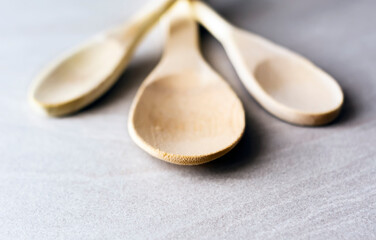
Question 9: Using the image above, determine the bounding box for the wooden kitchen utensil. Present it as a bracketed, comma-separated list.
[128, 0, 245, 165]
[192, 1, 344, 126]
[29, 0, 177, 116]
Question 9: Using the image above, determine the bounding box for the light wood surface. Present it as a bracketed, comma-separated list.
[29, 0, 177, 116]
[192, 1, 344, 126]
[128, 0, 245, 165]
[1, 0, 375, 239]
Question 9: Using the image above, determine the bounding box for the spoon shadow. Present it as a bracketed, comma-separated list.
[148, 110, 265, 177]
[198, 112, 263, 174]
[324, 71, 357, 127]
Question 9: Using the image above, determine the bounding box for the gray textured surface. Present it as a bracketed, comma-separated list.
[1, 0, 376, 239]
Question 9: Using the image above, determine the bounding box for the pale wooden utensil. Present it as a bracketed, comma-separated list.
[192, 1, 344, 126]
[29, 0, 177, 117]
[128, 0, 245, 165]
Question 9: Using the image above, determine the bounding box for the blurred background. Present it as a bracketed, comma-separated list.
[1, 0, 375, 239]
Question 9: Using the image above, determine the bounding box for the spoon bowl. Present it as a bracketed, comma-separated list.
[128, 1, 245, 165]
[254, 56, 343, 113]
[32, 39, 125, 115]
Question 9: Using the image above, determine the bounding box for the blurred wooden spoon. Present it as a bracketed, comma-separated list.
[128, 0, 245, 165]
[29, 0, 177, 116]
[192, 1, 344, 126]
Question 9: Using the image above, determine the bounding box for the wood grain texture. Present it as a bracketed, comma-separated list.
[0, 0, 375, 239]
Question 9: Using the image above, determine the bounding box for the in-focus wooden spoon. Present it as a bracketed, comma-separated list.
[192, 1, 344, 126]
[29, 0, 177, 117]
[128, 0, 245, 165]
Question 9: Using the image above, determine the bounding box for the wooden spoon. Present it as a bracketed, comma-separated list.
[128, 0, 245, 165]
[29, 0, 177, 116]
[192, 1, 344, 126]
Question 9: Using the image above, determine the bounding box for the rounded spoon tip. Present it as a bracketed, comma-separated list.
[128, 117, 245, 165]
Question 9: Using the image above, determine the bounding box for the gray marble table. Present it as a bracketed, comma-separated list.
[1, 0, 375, 239]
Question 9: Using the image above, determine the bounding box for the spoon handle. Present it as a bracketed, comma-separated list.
[160, 0, 201, 65]
[109, 0, 178, 43]
[191, 1, 234, 43]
